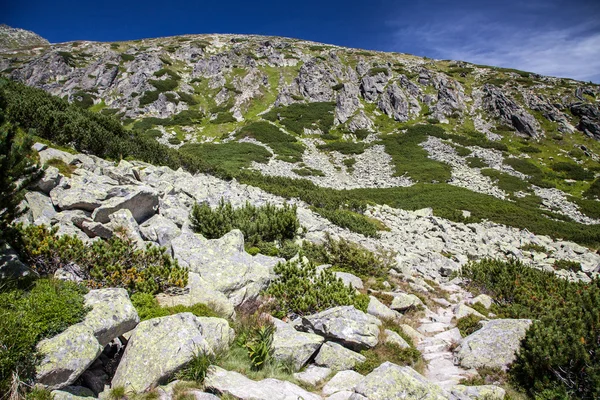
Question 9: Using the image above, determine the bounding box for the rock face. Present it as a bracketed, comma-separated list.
[483, 84, 542, 138]
[91, 186, 159, 223]
[111, 313, 211, 392]
[351, 362, 449, 400]
[455, 318, 532, 370]
[36, 324, 103, 390]
[301, 306, 381, 350]
[0, 24, 49, 51]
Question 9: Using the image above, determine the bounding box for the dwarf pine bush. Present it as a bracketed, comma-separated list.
[189, 199, 299, 247]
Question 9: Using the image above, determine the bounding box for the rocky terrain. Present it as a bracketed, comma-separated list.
[2, 26, 600, 399]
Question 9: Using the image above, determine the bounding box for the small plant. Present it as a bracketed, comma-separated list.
[520, 243, 549, 253]
[456, 314, 483, 337]
[245, 325, 275, 370]
[553, 259, 581, 272]
[109, 386, 127, 400]
[176, 349, 213, 383]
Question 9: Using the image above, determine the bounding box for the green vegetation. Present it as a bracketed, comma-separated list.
[317, 141, 365, 155]
[180, 142, 270, 178]
[237, 122, 304, 163]
[130, 292, 220, 321]
[120, 53, 134, 62]
[292, 167, 325, 177]
[44, 157, 76, 177]
[461, 258, 600, 398]
[356, 343, 422, 375]
[368, 67, 389, 76]
[520, 243, 549, 253]
[466, 156, 487, 168]
[264, 102, 336, 135]
[456, 314, 483, 337]
[312, 207, 382, 238]
[553, 259, 581, 272]
[16, 225, 187, 294]
[481, 168, 531, 194]
[504, 158, 542, 177]
[302, 233, 395, 278]
[551, 161, 594, 181]
[0, 279, 88, 395]
[210, 112, 236, 124]
[133, 110, 204, 130]
[189, 199, 299, 248]
[265, 259, 368, 318]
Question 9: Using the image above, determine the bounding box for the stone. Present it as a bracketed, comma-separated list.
[0, 242, 36, 280]
[51, 386, 95, 400]
[107, 209, 145, 247]
[25, 191, 56, 225]
[171, 230, 280, 307]
[82, 288, 139, 346]
[367, 296, 400, 321]
[456, 319, 532, 370]
[389, 293, 424, 312]
[482, 84, 541, 138]
[322, 370, 364, 396]
[314, 341, 366, 371]
[156, 272, 235, 318]
[334, 271, 364, 289]
[270, 317, 324, 370]
[293, 365, 332, 386]
[38, 148, 75, 165]
[400, 324, 425, 345]
[327, 391, 354, 400]
[455, 303, 487, 320]
[36, 324, 103, 390]
[471, 294, 493, 309]
[383, 329, 411, 349]
[351, 362, 449, 400]
[196, 316, 235, 352]
[204, 366, 321, 400]
[33, 166, 62, 194]
[92, 186, 159, 224]
[302, 306, 381, 350]
[111, 313, 211, 393]
[139, 214, 182, 247]
[186, 391, 221, 400]
[451, 385, 506, 400]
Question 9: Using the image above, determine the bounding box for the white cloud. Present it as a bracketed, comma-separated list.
[393, 19, 600, 82]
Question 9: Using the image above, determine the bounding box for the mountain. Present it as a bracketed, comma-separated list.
[0, 24, 49, 51]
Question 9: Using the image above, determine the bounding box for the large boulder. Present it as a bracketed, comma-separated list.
[32, 165, 62, 195]
[139, 214, 182, 247]
[111, 313, 211, 393]
[293, 365, 331, 386]
[82, 288, 139, 346]
[51, 386, 95, 400]
[301, 306, 381, 350]
[204, 366, 321, 400]
[314, 341, 366, 371]
[0, 242, 36, 280]
[367, 296, 400, 321]
[455, 319, 532, 370]
[322, 370, 364, 396]
[389, 293, 424, 312]
[334, 271, 364, 290]
[270, 317, 324, 370]
[49, 173, 117, 212]
[92, 186, 159, 224]
[36, 324, 103, 390]
[24, 191, 56, 225]
[171, 230, 281, 307]
[351, 362, 449, 400]
[196, 316, 235, 352]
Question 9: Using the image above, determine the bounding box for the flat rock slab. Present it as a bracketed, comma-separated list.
[92, 186, 158, 223]
[322, 370, 364, 396]
[82, 288, 139, 346]
[271, 317, 324, 370]
[315, 341, 366, 371]
[293, 365, 332, 386]
[456, 318, 532, 370]
[204, 366, 321, 400]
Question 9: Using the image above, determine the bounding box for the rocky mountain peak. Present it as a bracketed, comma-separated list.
[0, 24, 50, 51]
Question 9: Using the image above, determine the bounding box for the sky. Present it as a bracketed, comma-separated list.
[4, 0, 600, 82]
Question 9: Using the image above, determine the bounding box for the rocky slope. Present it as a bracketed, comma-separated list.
[0, 24, 49, 52]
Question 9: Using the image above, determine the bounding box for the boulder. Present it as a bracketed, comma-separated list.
[156, 272, 235, 318]
[139, 214, 182, 247]
[38, 148, 75, 165]
[383, 329, 411, 349]
[314, 341, 366, 371]
[196, 316, 235, 352]
[455, 319, 532, 370]
[36, 324, 103, 390]
[293, 365, 332, 386]
[49, 174, 115, 212]
[451, 384, 506, 400]
[327, 392, 354, 400]
[367, 296, 400, 321]
[389, 293, 424, 312]
[82, 288, 140, 346]
[270, 317, 325, 370]
[51, 386, 95, 400]
[0, 242, 36, 280]
[25, 191, 56, 225]
[334, 271, 364, 290]
[471, 294, 493, 309]
[111, 313, 211, 393]
[107, 209, 145, 247]
[351, 362, 449, 400]
[455, 304, 487, 320]
[322, 370, 364, 396]
[400, 324, 425, 345]
[301, 306, 381, 350]
[171, 231, 280, 307]
[33, 166, 62, 194]
[92, 186, 159, 224]
[204, 366, 321, 400]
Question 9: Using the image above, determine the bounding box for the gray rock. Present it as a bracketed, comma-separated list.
[204, 366, 321, 400]
[196, 316, 235, 352]
[36, 324, 103, 390]
[111, 313, 211, 393]
[107, 209, 145, 247]
[271, 317, 324, 370]
[389, 293, 423, 312]
[451, 384, 506, 400]
[0, 242, 36, 280]
[351, 362, 449, 399]
[378, 83, 409, 122]
[25, 191, 56, 225]
[82, 288, 140, 346]
[360, 73, 388, 102]
[334, 271, 364, 289]
[322, 370, 364, 396]
[92, 186, 159, 224]
[327, 391, 354, 400]
[302, 306, 381, 350]
[33, 166, 62, 194]
[314, 341, 366, 371]
[456, 319, 532, 370]
[139, 214, 182, 247]
[293, 365, 332, 386]
[483, 84, 542, 138]
[51, 386, 95, 400]
[383, 329, 411, 349]
[335, 83, 361, 124]
[367, 296, 400, 321]
[471, 294, 493, 309]
[38, 148, 75, 165]
[171, 230, 280, 307]
[455, 304, 487, 320]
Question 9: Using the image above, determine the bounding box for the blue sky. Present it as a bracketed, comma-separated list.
[4, 0, 600, 82]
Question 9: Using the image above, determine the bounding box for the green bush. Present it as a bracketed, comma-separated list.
[456, 314, 483, 337]
[120, 53, 134, 62]
[466, 156, 487, 168]
[237, 122, 304, 163]
[553, 259, 581, 272]
[551, 162, 594, 181]
[149, 77, 179, 92]
[461, 258, 600, 398]
[189, 199, 299, 247]
[583, 178, 600, 200]
[355, 343, 422, 375]
[0, 279, 88, 394]
[180, 142, 271, 178]
[520, 145, 541, 154]
[245, 324, 275, 370]
[481, 168, 531, 194]
[130, 292, 220, 320]
[15, 225, 187, 294]
[139, 90, 160, 106]
[264, 102, 336, 135]
[265, 259, 368, 318]
[292, 167, 325, 177]
[210, 112, 236, 124]
[312, 207, 381, 238]
[368, 67, 389, 76]
[176, 349, 213, 383]
[302, 233, 395, 278]
[317, 141, 365, 155]
[504, 158, 542, 177]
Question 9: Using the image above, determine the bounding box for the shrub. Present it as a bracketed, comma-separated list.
[553, 259, 581, 272]
[461, 258, 600, 398]
[312, 207, 381, 238]
[210, 112, 236, 124]
[520, 243, 549, 253]
[245, 325, 275, 370]
[189, 199, 299, 247]
[265, 259, 368, 318]
[583, 178, 600, 200]
[0, 117, 42, 243]
[149, 78, 178, 92]
[179, 142, 271, 178]
[456, 314, 483, 337]
[481, 168, 530, 194]
[0, 279, 88, 394]
[176, 349, 213, 383]
[139, 90, 160, 106]
[264, 102, 336, 135]
[120, 53, 134, 62]
[302, 233, 395, 278]
[317, 141, 365, 155]
[551, 162, 594, 181]
[237, 122, 304, 163]
[504, 158, 542, 176]
[44, 157, 76, 177]
[521, 145, 541, 153]
[292, 167, 325, 177]
[466, 156, 487, 168]
[368, 67, 389, 76]
[15, 225, 187, 294]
